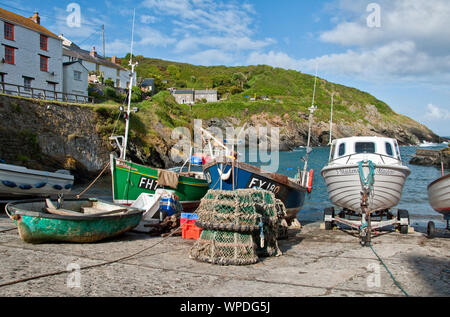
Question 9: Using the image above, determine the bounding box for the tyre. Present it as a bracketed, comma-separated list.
[400, 225, 409, 235]
[427, 221, 435, 239]
[325, 221, 333, 231]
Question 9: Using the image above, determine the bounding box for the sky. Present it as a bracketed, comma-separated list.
[1, 0, 449, 137]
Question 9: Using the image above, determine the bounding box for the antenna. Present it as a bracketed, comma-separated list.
[329, 92, 334, 146]
[102, 24, 105, 58]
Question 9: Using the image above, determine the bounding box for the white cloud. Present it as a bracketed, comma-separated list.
[300, 0, 450, 82]
[247, 51, 302, 70]
[186, 49, 234, 66]
[140, 15, 157, 24]
[425, 104, 450, 121]
[136, 26, 176, 48]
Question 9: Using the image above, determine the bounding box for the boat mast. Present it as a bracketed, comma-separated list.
[328, 92, 334, 146]
[301, 65, 318, 186]
[122, 10, 137, 160]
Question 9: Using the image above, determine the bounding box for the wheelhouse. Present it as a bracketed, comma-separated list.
[328, 137, 402, 164]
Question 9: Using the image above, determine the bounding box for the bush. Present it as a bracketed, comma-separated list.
[103, 87, 117, 99]
[131, 86, 143, 103]
[105, 79, 115, 87]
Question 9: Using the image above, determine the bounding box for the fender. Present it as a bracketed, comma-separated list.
[307, 169, 314, 193]
[217, 165, 232, 181]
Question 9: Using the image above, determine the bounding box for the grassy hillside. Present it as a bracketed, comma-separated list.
[118, 55, 395, 125]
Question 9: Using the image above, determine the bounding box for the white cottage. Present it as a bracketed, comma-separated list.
[0, 9, 63, 96]
[63, 60, 88, 100]
[60, 35, 134, 90]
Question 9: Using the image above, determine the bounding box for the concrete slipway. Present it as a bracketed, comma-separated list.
[0, 213, 449, 297]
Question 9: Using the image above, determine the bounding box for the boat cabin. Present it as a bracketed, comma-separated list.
[328, 137, 402, 164]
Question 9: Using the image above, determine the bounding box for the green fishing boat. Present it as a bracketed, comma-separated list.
[5, 198, 143, 244]
[110, 155, 209, 211]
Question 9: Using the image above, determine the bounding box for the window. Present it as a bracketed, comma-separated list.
[385, 142, 394, 157]
[74, 70, 81, 81]
[4, 23, 14, 40]
[23, 77, 32, 92]
[338, 143, 346, 157]
[4, 46, 15, 64]
[40, 35, 48, 51]
[355, 142, 376, 154]
[40, 55, 48, 72]
[117, 69, 120, 77]
[116, 79, 120, 87]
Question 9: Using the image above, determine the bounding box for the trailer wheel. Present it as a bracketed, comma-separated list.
[400, 225, 409, 235]
[427, 221, 435, 239]
[324, 207, 335, 230]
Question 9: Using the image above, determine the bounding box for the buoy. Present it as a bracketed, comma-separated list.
[53, 185, 63, 190]
[307, 169, 314, 193]
[19, 184, 33, 190]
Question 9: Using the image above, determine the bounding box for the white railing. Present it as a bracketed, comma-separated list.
[0, 82, 93, 104]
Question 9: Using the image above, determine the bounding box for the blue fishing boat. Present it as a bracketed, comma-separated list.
[203, 159, 311, 222]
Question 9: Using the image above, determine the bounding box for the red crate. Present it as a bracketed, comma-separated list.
[182, 223, 203, 240]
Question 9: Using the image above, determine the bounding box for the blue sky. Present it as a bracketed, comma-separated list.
[2, 0, 449, 136]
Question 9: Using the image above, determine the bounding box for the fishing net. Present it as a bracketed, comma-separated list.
[190, 189, 287, 266]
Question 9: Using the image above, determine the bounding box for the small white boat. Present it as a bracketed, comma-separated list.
[428, 174, 450, 217]
[321, 137, 411, 245]
[426, 174, 450, 238]
[0, 163, 74, 198]
[322, 137, 411, 213]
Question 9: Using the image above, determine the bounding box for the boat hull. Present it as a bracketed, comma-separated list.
[427, 174, 450, 218]
[6, 199, 143, 244]
[110, 156, 209, 212]
[203, 160, 307, 220]
[321, 164, 410, 214]
[0, 163, 74, 197]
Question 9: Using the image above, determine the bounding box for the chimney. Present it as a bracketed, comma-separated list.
[90, 47, 97, 58]
[111, 56, 117, 64]
[30, 12, 40, 25]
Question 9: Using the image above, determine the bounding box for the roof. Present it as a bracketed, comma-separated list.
[173, 90, 194, 95]
[63, 45, 128, 72]
[0, 8, 59, 39]
[141, 78, 155, 87]
[63, 60, 89, 72]
[196, 90, 217, 94]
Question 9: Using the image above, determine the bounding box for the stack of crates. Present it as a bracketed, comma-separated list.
[181, 213, 203, 240]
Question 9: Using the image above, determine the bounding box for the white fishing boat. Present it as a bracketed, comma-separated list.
[426, 174, 450, 238]
[0, 162, 74, 198]
[321, 136, 411, 245]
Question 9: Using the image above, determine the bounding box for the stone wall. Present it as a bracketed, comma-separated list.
[0, 94, 110, 181]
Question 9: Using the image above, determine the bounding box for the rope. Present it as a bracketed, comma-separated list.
[76, 162, 111, 199]
[0, 227, 16, 234]
[0, 217, 192, 289]
[358, 160, 376, 190]
[368, 243, 409, 297]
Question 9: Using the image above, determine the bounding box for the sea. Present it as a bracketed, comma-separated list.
[71, 143, 449, 229]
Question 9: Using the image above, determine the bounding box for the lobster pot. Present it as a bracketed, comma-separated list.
[190, 230, 258, 266]
[190, 189, 285, 266]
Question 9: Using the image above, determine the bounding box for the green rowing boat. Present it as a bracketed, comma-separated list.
[5, 198, 144, 244]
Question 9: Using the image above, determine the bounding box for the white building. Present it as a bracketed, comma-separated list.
[63, 60, 88, 100]
[0, 9, 63, 96]
[60, 36, 134, 90]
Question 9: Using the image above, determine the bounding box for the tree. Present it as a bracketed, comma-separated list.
[232, 72, 247, 89]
